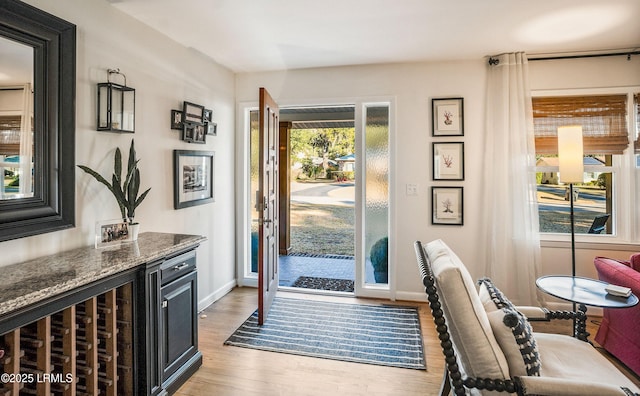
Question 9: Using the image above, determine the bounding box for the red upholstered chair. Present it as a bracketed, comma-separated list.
[594, 254, 640, 376]
[631, 254, 640, 271]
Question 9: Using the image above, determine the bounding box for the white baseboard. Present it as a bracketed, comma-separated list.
[395, 291, 428, 302]
[198, 278, 237, 313]
[240, 277, 258, 288]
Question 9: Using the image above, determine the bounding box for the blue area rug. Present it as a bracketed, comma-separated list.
[224, 297, 426, 370]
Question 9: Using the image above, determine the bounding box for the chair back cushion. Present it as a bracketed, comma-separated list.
[424, 239, 509, 379]
[478, 278, 541, 377]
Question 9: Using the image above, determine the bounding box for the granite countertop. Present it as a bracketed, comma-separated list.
[0, 232, 206, 317]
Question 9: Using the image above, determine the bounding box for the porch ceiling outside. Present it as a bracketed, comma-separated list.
[280, 106, 355, 129]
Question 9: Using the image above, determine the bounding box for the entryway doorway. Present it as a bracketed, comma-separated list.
[238, 98, 394, 300]
[278, 106, 356, 294]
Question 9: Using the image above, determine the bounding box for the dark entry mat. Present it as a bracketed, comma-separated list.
[290, 276, 355, 292]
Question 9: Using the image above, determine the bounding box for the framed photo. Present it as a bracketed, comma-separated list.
[204, 108, 213, 123]
[433, 142, 464, 180]
[95, 219, 132, 248]
[183, 101, 205, 125]
[182, 122, 206, 144]
[192, 124, 206, 143]
[432, 97, 464, 136]
[206, 122, 217, 136]
[174, 150, 215, 209]
[170, 109, 183, 130]
[182, 122, 194, 142]
[432, 187, 463, 225]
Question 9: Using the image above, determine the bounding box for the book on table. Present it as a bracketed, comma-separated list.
[605, 284, 632, 298]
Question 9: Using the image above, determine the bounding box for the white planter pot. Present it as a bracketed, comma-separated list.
[129, 223, 140, 241]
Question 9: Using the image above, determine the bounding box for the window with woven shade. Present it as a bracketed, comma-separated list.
[533, 94, 629, 155]
[0, 116, 21, 156]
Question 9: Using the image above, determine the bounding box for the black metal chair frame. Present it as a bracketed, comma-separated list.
[587, 213, 610, 234]
[413, 241, 589, 396]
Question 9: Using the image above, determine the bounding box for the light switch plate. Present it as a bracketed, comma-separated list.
[406, 183, 418, 196]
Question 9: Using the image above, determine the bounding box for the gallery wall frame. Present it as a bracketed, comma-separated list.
[171, 109, 183, 130]
[433, 142, 464, 181]
[432, 97, 464, 136]
[432, 187, 463, 225]
[171, 102, 216, 140]
[182, 122, 206, 144]
[206, 122, 217, 136]
[204, 108, 213, 123]
[173, 150, 215, 209]
[183, 101, 205, 125]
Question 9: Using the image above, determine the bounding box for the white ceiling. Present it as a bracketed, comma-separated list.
[0, 35, 33, 86]
[110, 0, 640, 73]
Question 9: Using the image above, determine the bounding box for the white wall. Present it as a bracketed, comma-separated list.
[2, 0, 638, 307]
[236, 61, 489, 300]
[236, 56, 640, 301]
[529, 56, 640, 91]
[530, 56, 640, 282]
[0, 90, 23, 112]
[0, 0, 237, 310]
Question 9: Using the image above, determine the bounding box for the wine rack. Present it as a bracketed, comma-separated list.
[0, 283, 134, 396]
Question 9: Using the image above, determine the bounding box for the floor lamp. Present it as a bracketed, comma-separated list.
[557, 125, 583, 318]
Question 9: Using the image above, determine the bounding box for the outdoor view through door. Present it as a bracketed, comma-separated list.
[281, 106, 357, 293]
[249, 102, 390, 295]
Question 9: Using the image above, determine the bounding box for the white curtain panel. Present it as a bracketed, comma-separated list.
[481, 52, 541, 306]
[19, 82, 33, 196]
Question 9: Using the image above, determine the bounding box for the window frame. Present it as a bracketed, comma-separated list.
[532, 87, 639, 245]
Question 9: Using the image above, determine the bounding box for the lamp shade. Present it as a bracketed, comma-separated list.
[558, 125, 583, 184]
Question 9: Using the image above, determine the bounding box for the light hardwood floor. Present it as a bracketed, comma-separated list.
[175, 286, 639, 396]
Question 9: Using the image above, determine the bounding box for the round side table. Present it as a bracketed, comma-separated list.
[536, 275, 638, 341]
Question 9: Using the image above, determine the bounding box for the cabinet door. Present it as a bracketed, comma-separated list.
[160, 270, 198, 381]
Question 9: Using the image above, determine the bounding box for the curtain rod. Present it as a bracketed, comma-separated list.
[528, 50, 639, 62]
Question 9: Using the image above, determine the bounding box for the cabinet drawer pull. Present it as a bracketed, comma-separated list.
[173, 263, 189, 271]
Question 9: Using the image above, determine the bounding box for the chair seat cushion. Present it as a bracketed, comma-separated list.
[535, 333, 640, 392]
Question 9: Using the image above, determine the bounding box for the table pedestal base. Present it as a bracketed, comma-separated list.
[574, 303, 590, 342]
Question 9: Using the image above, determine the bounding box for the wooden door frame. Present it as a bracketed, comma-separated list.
[278, 121, 292, 255]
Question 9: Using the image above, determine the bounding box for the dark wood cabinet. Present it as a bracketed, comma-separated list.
[145, 249, 201, 395]
[158, 251, 200, 393]
[0, 233, 205, 396]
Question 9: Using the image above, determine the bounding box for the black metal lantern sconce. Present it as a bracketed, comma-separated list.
[97, 68, 135, 133]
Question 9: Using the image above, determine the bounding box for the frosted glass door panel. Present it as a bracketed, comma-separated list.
[250, 110, 259, 273]
[364, 105, 389, 286]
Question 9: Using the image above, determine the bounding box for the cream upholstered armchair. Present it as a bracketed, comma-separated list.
[414, 239, 640, 396]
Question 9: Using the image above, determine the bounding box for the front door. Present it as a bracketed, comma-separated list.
[258, 87, 280, 324]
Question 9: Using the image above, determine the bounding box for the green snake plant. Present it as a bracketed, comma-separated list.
[78, 139, 151, 224]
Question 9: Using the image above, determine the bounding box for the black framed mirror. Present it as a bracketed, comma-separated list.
[0, 0, 76, 242]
